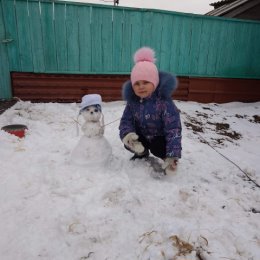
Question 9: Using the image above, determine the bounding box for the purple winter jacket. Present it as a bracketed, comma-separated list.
[119, 71, 182, 158]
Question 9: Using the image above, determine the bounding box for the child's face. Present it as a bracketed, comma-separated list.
[133, 80, 155, 98]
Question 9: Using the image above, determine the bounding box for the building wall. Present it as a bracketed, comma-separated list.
[234, 4, 260, 20]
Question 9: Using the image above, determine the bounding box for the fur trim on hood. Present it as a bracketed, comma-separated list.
[122, 71, 178, 102]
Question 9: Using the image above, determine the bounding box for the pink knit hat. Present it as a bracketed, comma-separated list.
[130, 47, 159, 88]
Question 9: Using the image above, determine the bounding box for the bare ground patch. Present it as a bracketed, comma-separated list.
[183, 111, 242, 145]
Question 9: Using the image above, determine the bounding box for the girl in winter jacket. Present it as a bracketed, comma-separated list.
[119, 47, 182, 174]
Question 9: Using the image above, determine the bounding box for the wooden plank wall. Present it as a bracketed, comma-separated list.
[11, 72, 260, 103]
[11, 72, 189, 102]
[188, 77, 260, 103]
[11, 73, 127, 102]
[1, 0, 260, 100]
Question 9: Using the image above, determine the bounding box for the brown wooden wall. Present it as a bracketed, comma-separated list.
[188, 77, 260, 103]
[11, 72, 260, 103]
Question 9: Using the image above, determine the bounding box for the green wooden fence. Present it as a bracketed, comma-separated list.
[1, 0, 260, 99]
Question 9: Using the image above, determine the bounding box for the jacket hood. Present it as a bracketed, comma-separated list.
[122, 71, 178, 102]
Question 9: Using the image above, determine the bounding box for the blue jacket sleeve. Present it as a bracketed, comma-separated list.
[162, 100, 182, 158]
[119, 103, 136, 140]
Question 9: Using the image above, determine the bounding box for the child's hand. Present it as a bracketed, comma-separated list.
[122, 132, 145, 154]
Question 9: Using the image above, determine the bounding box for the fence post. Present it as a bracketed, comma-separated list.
[0, 0, 12, 100]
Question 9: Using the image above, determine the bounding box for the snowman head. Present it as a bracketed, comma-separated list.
[79, 94, 103, 123]
[80, 104, 102, 123]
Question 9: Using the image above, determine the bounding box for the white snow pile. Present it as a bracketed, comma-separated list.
[0, 100, 259, 260]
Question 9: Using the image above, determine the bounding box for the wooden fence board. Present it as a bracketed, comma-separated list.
[205, 19, 220, 76]
[150, 12, 163, 64]
[78, 6, 92, 71]
[141, 11, 153, 46]
[197, 18, 212, 76]
[15, 2, 34, 71]
[54, 4, 68, 71]
[178, 16, 192, 74]
[0, 1, 11, 98]
[112, 9, 123, 72]
[169, 15, 182, 73]
[159, 14, 174, 71]
[102, 8, 113, 72]
[189, 17, 202, 75]
[249, 24, 260, 75]
[40, 2, 57, 71]
[121, 10, 132, 71]
[91, 7, 103, 72]
[129, 11, 142, 57]
[66, 4, 80, 71]
[2, 0, 21, 71]
[29, 1, 45, 72]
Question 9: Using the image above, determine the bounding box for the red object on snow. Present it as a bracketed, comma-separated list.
[1, 124, 28, 138]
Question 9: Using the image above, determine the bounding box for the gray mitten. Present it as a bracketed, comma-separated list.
[122, 132, 145, 154]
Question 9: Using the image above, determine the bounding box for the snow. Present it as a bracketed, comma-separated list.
[71, 135, 112, 166]
[0, 100, 259, 260]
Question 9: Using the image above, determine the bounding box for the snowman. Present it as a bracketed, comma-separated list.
[71, 94, 112, 166]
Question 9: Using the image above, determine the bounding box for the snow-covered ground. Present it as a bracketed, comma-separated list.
[0, 100, 259, 260]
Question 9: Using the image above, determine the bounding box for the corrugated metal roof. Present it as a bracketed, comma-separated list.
[206, 0, 249, 16]
[210, 0, 237, 8]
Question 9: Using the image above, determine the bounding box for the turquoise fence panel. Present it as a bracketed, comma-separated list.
[141, 11, 153, 46]
[0, 43, 11, 99]
[150, 12, 163, 65]
[178, 16, 193, 75]
[129, 10, 142, 60]
[216, 20, 236, 76]
[249, 24, 260, 76]
[15, 1, 34, 71]
[2, 0, 21, 71]
[91, 6, 103, 72]
[157, 13, 174, 71]
[233, 22, 252, 76]
[112, 9, 124, 72]
[102, 8, 113, 72]
[78, 6, 92, 72]
[66, 4, 79, 71]
[225, 22, 245, 77]
[169, 15, 184, 73]
[54, 3, 68, 71]
[204, 19, 221, 76]
[120, 11, 133, 73]
[40, 2, 57, 71]
[189, 17, 203, 75]
[222, 21, 236, 77]
[0, 0, 11, 99]
[29, 1, 45, 72]
[197, 18, 213, 76]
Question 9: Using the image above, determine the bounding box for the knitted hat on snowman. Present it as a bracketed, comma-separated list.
[76, 94, 103, 136]
[79, 94, 102, 114]
[130, 47, 159, 89]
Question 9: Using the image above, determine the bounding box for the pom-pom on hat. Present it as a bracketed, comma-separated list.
[80, 94, 102, 113]
[131, 47, 159, 89]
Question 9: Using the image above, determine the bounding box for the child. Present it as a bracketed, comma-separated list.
[119, 47, 182, 174]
